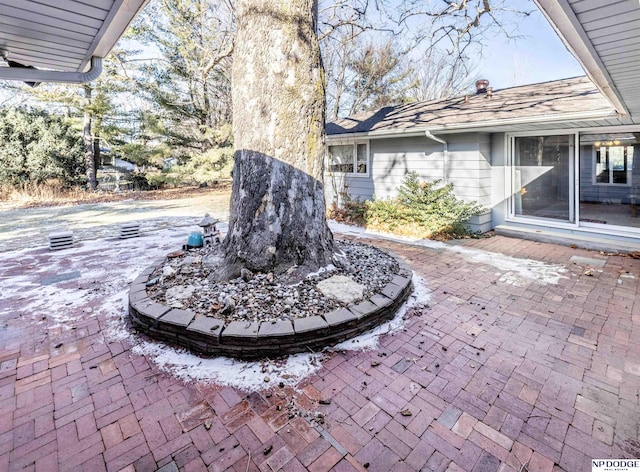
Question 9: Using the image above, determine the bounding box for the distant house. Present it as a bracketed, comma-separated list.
[325, 76, 640, 249]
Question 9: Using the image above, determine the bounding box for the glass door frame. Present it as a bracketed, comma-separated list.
[507, 130, 579, 228]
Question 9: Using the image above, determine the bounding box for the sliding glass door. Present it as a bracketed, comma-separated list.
[512, 135, 574, 222]
[579, 133, 640, 228]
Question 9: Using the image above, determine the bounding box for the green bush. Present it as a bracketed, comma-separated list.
[0, 107, 84, 187]
[145, 172, 181, 189]
[329, 172, 485, 239]
[153, 146, 233, 187]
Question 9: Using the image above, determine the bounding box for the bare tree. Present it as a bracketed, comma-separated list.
[406, 49, 479, 102]
[320, 0, 532, 118]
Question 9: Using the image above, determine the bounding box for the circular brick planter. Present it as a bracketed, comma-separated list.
[128, 256, 413, 359]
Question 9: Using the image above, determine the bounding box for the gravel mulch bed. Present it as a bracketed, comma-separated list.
[145, 240, 399, 323]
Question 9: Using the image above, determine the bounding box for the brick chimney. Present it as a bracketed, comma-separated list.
[475, 79, 489, 94]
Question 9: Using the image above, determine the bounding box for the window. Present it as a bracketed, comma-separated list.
[594, 144, 633, 185]
[328, 142, 368, 174]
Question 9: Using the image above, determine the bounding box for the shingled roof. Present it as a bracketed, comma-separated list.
[326, 76, 617, 136]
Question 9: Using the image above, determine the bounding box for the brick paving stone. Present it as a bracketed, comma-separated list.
[471, 452, 501, 472]
[4, 234, 640, 471]
[298, 437, 332, 467]
[308, 446, 344, 472]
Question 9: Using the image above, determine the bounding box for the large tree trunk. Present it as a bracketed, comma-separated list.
[83, 85, 98, 191]
[216, 0, 334, 280]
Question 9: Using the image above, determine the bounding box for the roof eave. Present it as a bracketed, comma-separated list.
[0, 0, 148, 83]
[534, 0, 629, 116]
[83, 0, 150, 71]
[326, 109, 620, 140]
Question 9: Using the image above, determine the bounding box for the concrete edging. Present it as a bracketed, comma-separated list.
[128, 257, 413, 359]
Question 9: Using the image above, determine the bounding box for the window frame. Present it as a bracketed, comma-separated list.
[326, 141, 370, 177]
[592, 144, 633, 187]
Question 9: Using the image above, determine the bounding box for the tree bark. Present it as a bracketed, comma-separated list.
[216, 0, 334, 280]
[83, 85, 98, 191]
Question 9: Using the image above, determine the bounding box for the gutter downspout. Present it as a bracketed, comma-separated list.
[0, 56, 103, 84]
[425, 131, 448, 183]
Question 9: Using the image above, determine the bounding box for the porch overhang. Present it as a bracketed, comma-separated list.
[535, 0, 640, 121]
[0, 0, 149, 84]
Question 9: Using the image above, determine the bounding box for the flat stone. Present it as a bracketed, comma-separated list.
[390, 274, 412, 290]
[132, 274, 149, 285]
[569, 255, 606, 267]
[370, 293, 392, 309]
[349, 300, 379, 319]
[187, 317, 224, 340]
[160, 308, 196, 327]
[381, 282, 403, 300]
[315, 275, 365, 304]
[397, 259, 413, 276]
[323, 308, 358, 328]
[293, 316, 329, 334]
[129, 283, 147, 294]
[129, 290, 149, 304]
[132, 300, 171, 321]
[156, 462, 179, 472]
[40, 271, 81, 285]
[221, 321, 259, 340]
[141, 266, 156, 276]
[165, 284, 195, 300]
[258, 320, 294, 338]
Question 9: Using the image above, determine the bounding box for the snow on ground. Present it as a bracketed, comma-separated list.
[328, 220, 568, 286]
[1, 217, 563, 392]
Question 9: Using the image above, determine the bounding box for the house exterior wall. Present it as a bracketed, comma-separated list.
[325, 133, 489, 203]
[326, 123, 640, 248]
[325, 133, 494, 232]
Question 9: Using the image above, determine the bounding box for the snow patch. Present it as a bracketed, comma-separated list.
[332, 272, 431, 352]
[328, 220, 567, 286]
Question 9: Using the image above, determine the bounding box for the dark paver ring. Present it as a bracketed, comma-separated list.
[128, 256, 413, 359]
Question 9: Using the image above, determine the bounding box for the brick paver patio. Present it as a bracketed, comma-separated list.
[1, 230, 639, 471]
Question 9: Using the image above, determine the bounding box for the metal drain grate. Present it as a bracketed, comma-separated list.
[119, 222, 140, 239]
[48, 231, 74, 250]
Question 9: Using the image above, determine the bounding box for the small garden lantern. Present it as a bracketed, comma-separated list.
[199, 213, 219, 245]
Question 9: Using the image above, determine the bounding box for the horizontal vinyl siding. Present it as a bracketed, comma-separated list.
[325, 133, 490, 206]
[371, 136, 442, 199]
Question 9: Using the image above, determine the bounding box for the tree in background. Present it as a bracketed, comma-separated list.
[324, 37, 415, 119]
[19, 53, 134, 190]
[320, 0, 530, 118]
[129, 0, 234, 159]
[407, 48, 478, 102]
[0, 107, 84, 187]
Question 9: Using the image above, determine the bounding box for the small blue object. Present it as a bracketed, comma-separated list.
[186, 232, 204, 248]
